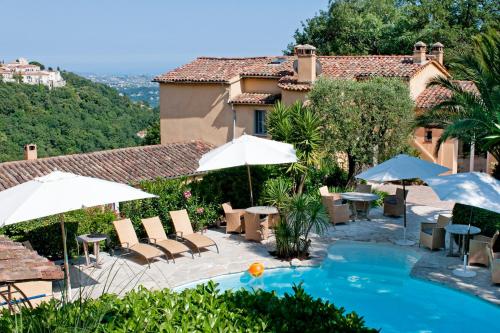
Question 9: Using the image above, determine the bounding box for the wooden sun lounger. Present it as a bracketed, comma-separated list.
[113, 218, 165, 267]
[141, 216, 194, 262]
[169, 209, 219, 256]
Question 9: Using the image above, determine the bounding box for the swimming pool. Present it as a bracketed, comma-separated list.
[178, 242, 500, 333]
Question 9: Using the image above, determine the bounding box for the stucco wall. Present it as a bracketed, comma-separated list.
[412, 127, 458, 173]
[159, 82, 233, 146]
[241, 78, 281, 94]
[409, 63, 446, 99]
[281, 90, 307, 105]
[233, 105, 272, 137]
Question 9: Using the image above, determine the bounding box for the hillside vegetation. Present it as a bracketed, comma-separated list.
[0, 72, 158, 162]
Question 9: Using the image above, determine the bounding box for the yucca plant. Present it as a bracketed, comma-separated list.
[274, 194, 329, 259]
[267, 101, 324, 194]
[416, 29, 500, 165]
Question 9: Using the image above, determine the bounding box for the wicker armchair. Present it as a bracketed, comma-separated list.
[267, 213, 280, 229]
[469, 235, 492, 266]
[489, 231, 500, 284]
[383, 188, 408, 217]
[319, 186, 349, 226]
[419, 214, 450, 250]
[470, 231, 500, 284]
[222, 202, 245, 234]
[244, 212, 269, 242]
[354, 184, 372, 213]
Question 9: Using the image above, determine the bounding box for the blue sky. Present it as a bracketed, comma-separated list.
[1, 0, 328, 75]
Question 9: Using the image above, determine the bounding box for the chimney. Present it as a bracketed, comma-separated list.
[431, 42, 444, 65]
[24, 143, 37, 160]
[294, 44, 317, 83]
[413, 41, 427, 64]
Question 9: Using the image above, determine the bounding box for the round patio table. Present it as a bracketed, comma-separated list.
[77, 233, 109, 269]
[340, 192, 379, 221]
[445, 224, 481, 257]
[245, 206, 278, 215]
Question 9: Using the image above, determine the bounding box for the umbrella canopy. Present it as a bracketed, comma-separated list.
[197, 134, 297, 172]
[356, 154, 449, 246]
[197, 134, 297, 205]
[0, 170, 156, 299]
[0, 170, 156, 226]
[424, 172, 500, 277]
[356, 154, 449, 182]
[424, 172, 500, 214]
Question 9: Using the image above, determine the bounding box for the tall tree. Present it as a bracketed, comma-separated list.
[287, 0, 499, 62]
[308, 77, 415, 181]
[416, 29, 500, 169]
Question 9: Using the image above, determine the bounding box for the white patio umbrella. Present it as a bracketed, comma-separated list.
[0, 171, 156, 299]
[197, 134, 297, 205]
[425, 172, 500, 277]
[356, 154, 449, 246]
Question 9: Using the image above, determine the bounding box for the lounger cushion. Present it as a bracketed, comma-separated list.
[421, 228, 434, 236]
[157, 239, 190, 255]
[130, 243, 163, 260]
[184, 233, 215, 248]
[385, 197, 397, 204]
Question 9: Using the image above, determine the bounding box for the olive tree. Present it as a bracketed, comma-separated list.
[308, 77, 415, 181]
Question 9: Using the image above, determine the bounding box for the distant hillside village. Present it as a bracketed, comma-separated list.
[0, 58, 65, 88]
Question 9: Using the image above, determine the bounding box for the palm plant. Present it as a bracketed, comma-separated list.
[267, 101, 324, 193]
[275, 194, 329, 259]
[416, 29, 500, 164]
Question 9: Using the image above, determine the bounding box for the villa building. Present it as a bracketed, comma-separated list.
[0, 58, 65, 88]
[154, 42, 489, 174]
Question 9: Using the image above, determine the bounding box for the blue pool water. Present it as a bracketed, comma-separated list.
[178, 242, 500, 333]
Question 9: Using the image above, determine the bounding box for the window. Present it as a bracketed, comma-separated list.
[254, 110, 267, 135]
[424, 129, 433, 142]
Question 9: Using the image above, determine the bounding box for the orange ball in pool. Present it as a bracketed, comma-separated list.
[248, 262, 264, 278]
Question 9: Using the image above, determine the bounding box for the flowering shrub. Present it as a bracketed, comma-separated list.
[120, 178, 220, 238]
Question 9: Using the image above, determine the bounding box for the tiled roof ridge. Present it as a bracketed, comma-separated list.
[229, 92, 281, 105]
[197, 56, 275, 60]
[199, 55, 410, 60]
[318, 54, 409, 58]
[0, 141, 210, 167]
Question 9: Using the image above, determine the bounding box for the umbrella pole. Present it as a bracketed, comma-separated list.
[453, 207, 476, 277]
[60, 214, 72, 300]
[395, 180, 415, 246]
[403, 180, 407, 239]
[247, 165, 254, 206]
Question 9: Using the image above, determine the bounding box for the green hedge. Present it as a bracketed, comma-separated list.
[452, 203, 500, 237]
[0, 282, 377, 333]
[190, 165, 278, 209]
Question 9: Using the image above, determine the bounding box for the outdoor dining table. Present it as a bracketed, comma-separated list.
[76, 233, 109, 268]
[245, 206, 279, 215]
[445, 224, 481, 257]
[340, 192, 380, 221]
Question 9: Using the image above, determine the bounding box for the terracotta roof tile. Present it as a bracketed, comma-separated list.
[415, 80, 477, 109]
[0, 141, 213, 191]
[155, 55, 445, 85]
[277, 76, 313, 91]
[229, 93, 281, 105]
[0, 236, 63, 282]
[153, 57, 275, 83]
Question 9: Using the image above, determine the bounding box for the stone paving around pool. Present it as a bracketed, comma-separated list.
[57, 185, 499, 305]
